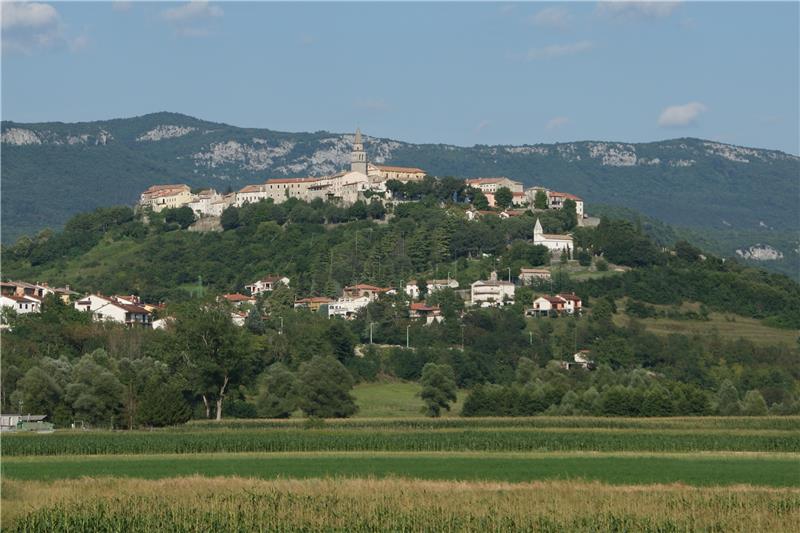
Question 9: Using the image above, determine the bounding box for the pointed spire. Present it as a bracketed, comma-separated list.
[355, 128, 362, 145]
[534, 218, 543, 235]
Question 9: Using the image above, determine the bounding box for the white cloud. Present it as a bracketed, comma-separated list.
[161, 2, 223, 38]
[161, 1, 223, 22]
[527, 40, 594, 60]
[1, 2, 59, 30]
[546, 116, 570, 130]
[1, 2, 86, 55]
[531, 7, 571, 31]
[657, 102, 707, 127]
[596, 1, 681, 20]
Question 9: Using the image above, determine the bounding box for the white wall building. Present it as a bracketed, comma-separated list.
[0, 294, 41, 315]
[74, 294, 152, 327]
[533, 218, 573, 255]
[327, 296, 371, 319]
[245, 276, 290, 295]
[139, 184, 194, 212]
[471, 272, 515, 307]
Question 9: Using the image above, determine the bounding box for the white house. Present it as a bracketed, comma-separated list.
[0, 294, 41, 315]
[560, 350, 595, 370]
[404, 278, 459, 300]
[471, 272, 515, 307]
[533, 218, 573, 255]
[528, 295, 567, 316]
[74, 294, 152, 327]
[548, 191, 584, 218]
[188, 189, 223, 216]
[558, 293, 583, 314]
[327, 296, 371, 319]
[245, 276, 290, 295]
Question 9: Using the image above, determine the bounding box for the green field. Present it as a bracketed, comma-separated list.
[352, 381, 466, 417]
[612, 300, 798, 346]
[4, 417, 798, 531]
[3, 452, 799, 487]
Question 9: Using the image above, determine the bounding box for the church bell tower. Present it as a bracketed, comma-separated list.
[350, 128, 368, 174]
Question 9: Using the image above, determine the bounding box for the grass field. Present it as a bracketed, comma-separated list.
[4, 417, 798, 531]
[612, 300, 798, 346]
[3, 452, 799, 487]
[352, 381, 466, 417]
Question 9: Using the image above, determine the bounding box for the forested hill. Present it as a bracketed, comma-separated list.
[2, 112, 798, 248]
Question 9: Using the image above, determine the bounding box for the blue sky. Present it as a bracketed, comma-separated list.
[2, 1, 798, 153]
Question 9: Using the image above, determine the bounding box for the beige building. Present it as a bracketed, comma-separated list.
[466, 177, 524, 207]
[139, 184, 194, 212]
[368, 164, 426, 183]
[470, 271, 515, 307]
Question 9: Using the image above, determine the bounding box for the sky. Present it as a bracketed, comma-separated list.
[2, 1, 798, 154]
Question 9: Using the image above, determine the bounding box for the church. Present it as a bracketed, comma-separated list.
[533, 218, 573, 255]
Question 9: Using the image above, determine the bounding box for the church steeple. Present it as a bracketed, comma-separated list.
[351, 128, 367, 174]
[534, 218, 543, 236]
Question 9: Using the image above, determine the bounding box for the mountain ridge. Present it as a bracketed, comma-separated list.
[2, 113, 798, 271]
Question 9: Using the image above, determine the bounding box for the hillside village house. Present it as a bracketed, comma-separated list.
[519, 268, 551, 284]
[74, 294, 152, 327]
[187, 189, 223, 216]
[0, 294, 41, 315]
[548, 191, 585, 218]
[527, 293, 582, 317]
[294, 296, 334, 313]
[343, 284, 393, 301]
[465, 177, 524, 207]
[222, 293, 256, 307]
[327, 296, 371, 319]
[533, 218, 573, 255]
[409, 302, 443, 325]
[561, 350, 596, 370]
[471, 271, 515, 307]
[404, 278, 459, 300]
[245, 276, 290, 295]
[139, 184, 194, 212]
[2, 280, 78, 304]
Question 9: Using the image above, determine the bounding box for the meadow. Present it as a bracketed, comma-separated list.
[3, 417, 798, 531]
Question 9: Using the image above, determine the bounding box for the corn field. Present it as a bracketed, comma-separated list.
[4, 427, 798, 456]
[4, 477, 799, 532]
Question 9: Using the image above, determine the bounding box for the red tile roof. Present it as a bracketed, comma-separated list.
[549, 191, 583, 201]
[223, 293, 254, 302]
[238, 185, 265, 193]
[410, 302, 440, 312]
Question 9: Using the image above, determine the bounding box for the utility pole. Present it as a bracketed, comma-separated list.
[279, 317, 284, 335]
[507, 267, 511, 283]
[406, 325, 410, 348]
[461, 324, 465, 350]
[369, 322, 375, 344]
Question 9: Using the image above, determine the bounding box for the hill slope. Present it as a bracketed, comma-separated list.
[2, 112, 798, 252]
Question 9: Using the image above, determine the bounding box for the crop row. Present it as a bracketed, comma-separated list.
[4, 428, 798, 456]
[185, 416, 800, 432]
[5, 478, 799, 533]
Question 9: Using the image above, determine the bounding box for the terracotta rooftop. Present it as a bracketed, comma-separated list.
[375, 165, 426, 174]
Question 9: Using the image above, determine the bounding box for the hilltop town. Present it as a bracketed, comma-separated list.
[3, 130, 594, 339]
[138, 128, 587, 228]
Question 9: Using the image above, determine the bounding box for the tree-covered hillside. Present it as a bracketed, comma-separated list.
[2, 197, 799, 424]
[3, 112, 798, 262]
